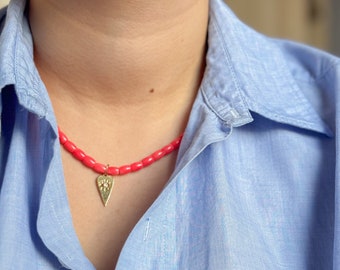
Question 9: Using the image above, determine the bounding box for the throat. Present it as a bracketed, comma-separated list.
[30, 0, 209, 106]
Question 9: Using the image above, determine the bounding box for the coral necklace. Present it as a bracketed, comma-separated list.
[58, 127, 183, 206]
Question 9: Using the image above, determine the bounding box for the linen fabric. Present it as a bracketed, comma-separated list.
[0, 0, 340, 269]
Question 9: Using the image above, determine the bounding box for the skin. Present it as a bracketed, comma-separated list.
[29, 0, 209, 269]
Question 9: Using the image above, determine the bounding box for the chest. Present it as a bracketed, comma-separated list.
[62, 150, 177, 270]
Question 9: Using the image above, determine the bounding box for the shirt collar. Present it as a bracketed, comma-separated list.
[204, 0, 332, 136]
[0, 0, 55, 122]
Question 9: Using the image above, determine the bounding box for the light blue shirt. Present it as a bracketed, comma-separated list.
[1, 0, 340, 269]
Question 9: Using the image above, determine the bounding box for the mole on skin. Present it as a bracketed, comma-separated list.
[149, 88, 155, 93]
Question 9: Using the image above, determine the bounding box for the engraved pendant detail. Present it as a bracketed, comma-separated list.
[96, 175, 114, 206]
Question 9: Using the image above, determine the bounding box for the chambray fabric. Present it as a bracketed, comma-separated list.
[0, 0, 340, 269]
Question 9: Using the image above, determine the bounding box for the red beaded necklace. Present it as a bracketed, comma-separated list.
[58, 127, 183, 206]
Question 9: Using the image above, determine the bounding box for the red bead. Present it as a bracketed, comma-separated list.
[64, 141, 77, 153]
[59, 132, 68, 145]
[131, 162, 143, 172]
[107, 166, 119, 175]
[152, 150, 165, 161]
[93, 163, 106, 174]
[171, 137, 182, 149]
[82, 156, 96, 168]
[72, 149, 86, 161]
[58, 126, 183, 177]
[142, 156, 155, 167]
[119, 165, 132, 175]
[162, 144, 174, 155]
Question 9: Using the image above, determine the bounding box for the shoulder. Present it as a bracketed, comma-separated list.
[272, 39, 340, 131]
[273, 39, 340, 84]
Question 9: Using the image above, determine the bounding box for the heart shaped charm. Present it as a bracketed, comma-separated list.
[96, 175, 114, 206]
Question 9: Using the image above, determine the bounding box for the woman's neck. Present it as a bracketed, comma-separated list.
[29, 0, 209, 109]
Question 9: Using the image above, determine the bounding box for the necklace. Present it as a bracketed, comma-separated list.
[58, 127, 183, 206]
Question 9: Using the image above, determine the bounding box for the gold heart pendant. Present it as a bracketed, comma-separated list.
[96, 175, 114, 206]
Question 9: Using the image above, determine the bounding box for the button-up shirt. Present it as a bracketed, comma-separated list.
[0, 0, 340, 269]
